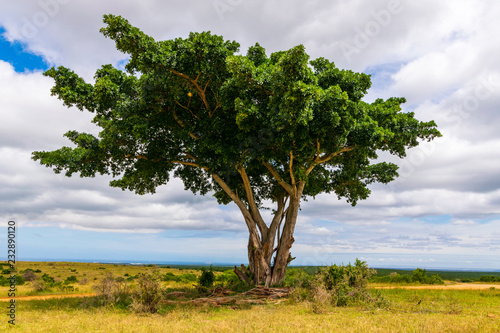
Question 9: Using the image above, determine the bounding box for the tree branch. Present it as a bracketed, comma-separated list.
[317, 146, 354, 164]
[211, 173, 260, 243]
[174, 100, 200, 120]
[238, 166, 268, 236]
[167, 68, 211, 112]
[305, 146, 354, 177]
[171, 111, 200, 140]
[268, 195, 287, 246]
[289, 151, 296, 195]
[262, 161, 294, 195]
[124, 154, 204, 170]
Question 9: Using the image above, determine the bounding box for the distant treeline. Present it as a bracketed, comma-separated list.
[154, 264, 500, 281]
[371, 268, 500, 282]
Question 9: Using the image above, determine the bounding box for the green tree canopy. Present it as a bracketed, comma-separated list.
[33, 14, 441, 286]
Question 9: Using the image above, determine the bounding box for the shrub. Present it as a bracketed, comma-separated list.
[129, 270, 163, 313]
[292, 259, 386, 310]
[216, 269, 240, 285]
[64, 275, 78, 284]
[215, 269, 251, 292]
[163, 272, 176, 281]
[93, 273, 130, 306]
[22, 270, 38, 281]
[163, 272, 198, 283]
[198, 266, 215, 289]
[315, 259, 374, 306]
[411, 269, 444, 285]
[59, 285, 76, 292]
[15, 275, 25, 285]
[479, 275, 497, 282]
[283, 268, 312, 289]
[0, 276, 10, 286]
[41, 273, 55, 284]
[1, 275, 26, 286]
[78, 277, 89, 285]
[0, 275, 26, 286]
[32, 280, 46, 292]
[179, 273, 197, 282]
[370, 268, 444, 285]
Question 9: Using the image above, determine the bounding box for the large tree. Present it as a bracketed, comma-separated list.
[33, 15, 440, 286]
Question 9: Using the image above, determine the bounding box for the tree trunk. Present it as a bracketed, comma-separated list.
[237, 192, 302, 287]
[213, 170, 304, 287]
[270, 195, 300, 286]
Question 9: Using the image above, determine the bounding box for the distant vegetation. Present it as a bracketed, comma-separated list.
[370, 268, 445, 285]
[369, 268, 500, 282]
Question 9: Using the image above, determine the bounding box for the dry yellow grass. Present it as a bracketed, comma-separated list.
[1, 302, 499, 333]
[1, 262, 499, 332]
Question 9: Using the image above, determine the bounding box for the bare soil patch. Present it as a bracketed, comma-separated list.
[0, 293, 97, 301]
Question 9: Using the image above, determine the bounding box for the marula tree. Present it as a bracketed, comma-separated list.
[33, 15, 440, 286]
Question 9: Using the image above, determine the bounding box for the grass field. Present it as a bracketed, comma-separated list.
[1, 262, 499, 332]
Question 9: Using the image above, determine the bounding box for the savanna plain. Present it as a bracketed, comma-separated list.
[1, 261, 499, 332]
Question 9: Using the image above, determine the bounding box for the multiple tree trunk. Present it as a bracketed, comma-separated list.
[212, 166, 306, 287]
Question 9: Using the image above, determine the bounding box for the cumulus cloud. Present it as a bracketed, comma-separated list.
[1, 0, 499, 267]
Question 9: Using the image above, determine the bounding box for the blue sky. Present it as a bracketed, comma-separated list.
[1, 1, 499, 271]
[0, 27, 48, 72]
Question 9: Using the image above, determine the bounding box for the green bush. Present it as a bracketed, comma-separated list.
[370, 268, 444, 285]
[316, 259, 375, 306]
[41, 273, 55, 284]
[215, 269, 252, 292]
[479, 275, 497, 282]
[283, 268, 312, 289]
[216, 270, 240, 285]
[15, 275, 25, 285]
[59, 285, 76, 292]
[163, 272, 198, 283]
[198, 266, 215, 289]
[64, 275, 78, 284]
[0, 276, 9, 286]
[291, 259, 386, 311]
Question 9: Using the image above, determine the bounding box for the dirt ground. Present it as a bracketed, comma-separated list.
[0, 293, 97, 301]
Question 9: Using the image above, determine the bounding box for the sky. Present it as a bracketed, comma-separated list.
[1, 0, 499, 271]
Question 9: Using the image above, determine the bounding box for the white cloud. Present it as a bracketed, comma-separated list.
[0, 0, 499, 267]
